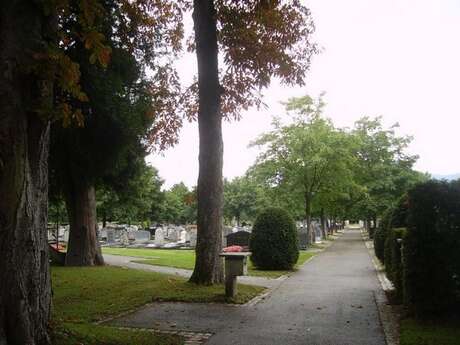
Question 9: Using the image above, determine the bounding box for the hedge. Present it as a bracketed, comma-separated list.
[403, 180, 460, 316]
[250, 207, 299, 270]
[384, 227, 406, 300]
[374, 196, 408, 264]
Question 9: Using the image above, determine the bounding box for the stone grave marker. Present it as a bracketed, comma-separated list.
[134, 230, 151, 243]
[226, 231, 250, 248]
[106, 230, 115, 244]
[189, 231, 197, 247]
[179, 230, 187, 243]
[154, 228, 165, 246]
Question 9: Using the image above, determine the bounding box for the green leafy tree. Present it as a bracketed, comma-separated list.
[350, 117, 425, 226]
[251, 95, 355, 244]
[223, 176, 268, 226]
[160, 183, 197, 224]
[97, 164, 164, 227]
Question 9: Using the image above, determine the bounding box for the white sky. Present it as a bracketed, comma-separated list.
[147, 0, 460, 188]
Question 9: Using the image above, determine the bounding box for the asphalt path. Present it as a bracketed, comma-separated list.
[109, 230, 386, 345]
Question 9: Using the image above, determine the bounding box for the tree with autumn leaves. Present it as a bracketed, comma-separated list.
[0, 0, 317, 342]
[189, 0, 317, 284]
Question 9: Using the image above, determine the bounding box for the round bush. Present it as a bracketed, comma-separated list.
[250, 207, 299, 270]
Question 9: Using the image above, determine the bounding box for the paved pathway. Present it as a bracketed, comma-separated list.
[108, 230, 386, 345]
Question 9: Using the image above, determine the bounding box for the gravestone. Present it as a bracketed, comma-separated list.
[134, 230, 151, 243]
[154, 228, 165, 246]
[189, 231, 197, 247]
[120, 231, 129, 246]
[298, 231, 309, 249]
[106, 230, 115, 244]
[226, 231, 250, 248]
[179, 230, 187, 243]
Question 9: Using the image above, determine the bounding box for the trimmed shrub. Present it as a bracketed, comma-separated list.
[373, 226, 387, 263]
[375, 196, 408, 264]
[384, 227, 406, 300]
[403, 180, 460, 316]
[250, 207, 299, 270]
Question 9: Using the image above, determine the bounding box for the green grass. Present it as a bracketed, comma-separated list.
[400, 318, 460, 345]
[103, 248, 317, 278]
[51, 323, 181, 345]
[51, 266, 264, 345]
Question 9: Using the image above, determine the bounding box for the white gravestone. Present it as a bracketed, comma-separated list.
[154, 228, 165, 246]
[179, 230, 187, 243]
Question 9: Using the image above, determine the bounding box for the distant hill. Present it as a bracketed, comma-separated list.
[432, 173, 460, 181]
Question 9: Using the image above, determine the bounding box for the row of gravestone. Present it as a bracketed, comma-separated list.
[225, 226, 325, 250]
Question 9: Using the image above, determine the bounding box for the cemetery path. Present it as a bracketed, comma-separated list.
[108, 230, 387, 345]
[103, 254, 284, 288]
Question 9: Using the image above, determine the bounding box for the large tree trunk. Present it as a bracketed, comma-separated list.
[0, 2, 55, 343]
[189, 0, 224, 284]
[65, 181, 104, 266]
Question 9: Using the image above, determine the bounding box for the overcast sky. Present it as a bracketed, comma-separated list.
[147, 0, 460, 188]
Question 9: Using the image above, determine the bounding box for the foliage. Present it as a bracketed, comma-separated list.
[384, 227, 406, 300]
[250, 95, 355, 240]
[159, 183, 197, 224]
[403, 180, 460, 316]
[223, 176, 269, 225]
[349, 116, 424, 221]
[97, 164, 164, 225]
[374, 196, 408, 263]
[183, 0, 318, 120]
[373, 225, 387, 264]
[250, 207, 299, 270]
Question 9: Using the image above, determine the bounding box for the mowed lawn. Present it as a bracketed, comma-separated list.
[102, 248, 317, 278]
[51, 266, 264, 345]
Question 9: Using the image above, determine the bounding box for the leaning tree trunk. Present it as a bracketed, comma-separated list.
[189, 0, 224, 284]
[65, 181, 104, 266]
[0, 2, 55, 343]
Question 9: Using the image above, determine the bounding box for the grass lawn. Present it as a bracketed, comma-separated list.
[51, 266, 264, 345]
[102, 248, 317, 278]
[400, 318, 460, 345]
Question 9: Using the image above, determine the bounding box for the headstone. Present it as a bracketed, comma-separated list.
[179, 230, 187, 243]
[106, 230, 115, 243]
[134, 230, 151, 243]
[189, 231, 197, 247]
[168, 227, 180, 241]
[298, 231, 309, 249]
[120, 231, 129, 246]
[226, 231, 250, 248]
[154, 228, 165, 246]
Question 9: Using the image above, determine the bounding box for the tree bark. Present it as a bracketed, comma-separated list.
[320, 207, 327, 240]
[65, 181, 104, 266]
[0, 2, 55, 343]
[304, 193, 313, 245]
[189, 0, 224, 284]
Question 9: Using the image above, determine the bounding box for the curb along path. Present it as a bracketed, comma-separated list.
[107, 230, 388, 345]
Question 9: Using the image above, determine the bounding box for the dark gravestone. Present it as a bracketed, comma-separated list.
[226, 231, 250, 249]
[298, 231, 309, 249]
